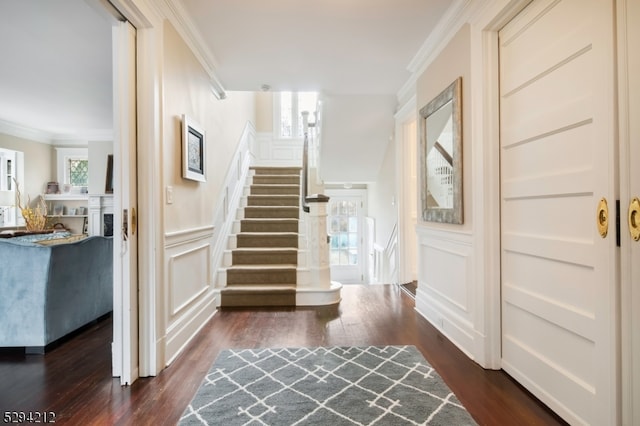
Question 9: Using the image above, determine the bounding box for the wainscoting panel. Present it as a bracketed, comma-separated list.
[168, 242, 211, 316]
[253, 132, 303, 166]
[163, 121, 255, 366]
[414, 226, 477, 361]
[164, 227, 216, 365]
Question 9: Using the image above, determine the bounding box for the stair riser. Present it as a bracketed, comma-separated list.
[247, 196, 300, 207]
[222, 250, 307, 267]
[227, 269, 296, 285]
[241, 221, 299, 233]
[221, 291, 296, 307]
[244, 208, 299, 219]
[250, 185, 300, 195]
[232, 252, 298, 265]
[236, 235, 298, 248]
[253, 176, 300, 185]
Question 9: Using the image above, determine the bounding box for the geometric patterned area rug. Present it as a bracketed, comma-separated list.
[179, 345, 477, 425]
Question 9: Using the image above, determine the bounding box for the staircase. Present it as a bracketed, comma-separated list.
[220, 166, 303, 307]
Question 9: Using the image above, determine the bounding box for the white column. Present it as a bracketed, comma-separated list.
[304, 194, 331, 289]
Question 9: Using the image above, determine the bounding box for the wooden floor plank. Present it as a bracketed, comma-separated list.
[0, 284, 567, 425]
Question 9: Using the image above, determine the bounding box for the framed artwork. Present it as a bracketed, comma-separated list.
[182, 115, 206, 182]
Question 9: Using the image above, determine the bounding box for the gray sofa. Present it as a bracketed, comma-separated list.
[0, 235, 113, 352]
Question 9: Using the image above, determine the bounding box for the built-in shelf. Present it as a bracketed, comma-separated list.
[43, 194, 89, 201]
[54, 215, 88, 218]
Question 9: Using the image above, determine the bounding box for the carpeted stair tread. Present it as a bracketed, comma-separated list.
[250, 166, 301, 175]
[227, 263, 298, 270]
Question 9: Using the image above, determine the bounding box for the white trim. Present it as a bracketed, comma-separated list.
[394, 94, 417, 285]
[109, 0, 166, 378]
[0, 118, 113, 145]
[616, 0, 637, 424]
[54, 147, 89, 187]
[397, 0, 473, 105]
[160, 0, 226, 99]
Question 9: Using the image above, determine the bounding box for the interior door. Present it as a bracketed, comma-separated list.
[619, 0, 640, 422]
[326, 190, 365, 284]
[112, 20, 139, 386]
[499, 0, 617, 424]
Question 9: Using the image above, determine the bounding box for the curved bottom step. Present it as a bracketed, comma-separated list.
[215, 281, 342, 308]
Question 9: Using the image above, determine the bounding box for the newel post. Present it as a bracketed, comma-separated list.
[304, 193, 331, 289]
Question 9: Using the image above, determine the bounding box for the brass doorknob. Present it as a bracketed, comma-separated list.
[597, 198, 609, 238]
[629, 197, 640, 241]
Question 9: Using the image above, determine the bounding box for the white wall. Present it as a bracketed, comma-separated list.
[320, 94, 396, 183]
[160, 21, 256, 365]
[367, 136, 397, 250]
[411, 22, 484, 364]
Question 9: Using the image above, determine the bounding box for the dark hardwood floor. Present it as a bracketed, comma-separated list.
[0, 284, 566, 425]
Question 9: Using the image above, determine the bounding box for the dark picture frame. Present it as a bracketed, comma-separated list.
[182, 114, 206, 182]
[105, 154, 114, 194]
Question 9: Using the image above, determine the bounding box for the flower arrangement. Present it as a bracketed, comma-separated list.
[14, 179, 50, 231]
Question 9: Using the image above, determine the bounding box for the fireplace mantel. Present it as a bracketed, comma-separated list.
[88, 194, 113, 236]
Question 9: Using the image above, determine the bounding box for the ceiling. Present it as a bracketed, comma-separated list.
[0, 0, 452, 180]
[178, 0, 452, 95]
[0, 0, 113, 141]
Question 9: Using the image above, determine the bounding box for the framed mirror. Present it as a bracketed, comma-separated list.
[419, 77, 463, 224]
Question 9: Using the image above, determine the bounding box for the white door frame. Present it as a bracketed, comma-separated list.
[326, 188, 367, 284]
[617, 0, 640, 423]
[109, 0, 164, 377]
[394, 96, 418, 285]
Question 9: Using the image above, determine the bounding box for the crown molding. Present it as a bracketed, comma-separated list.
[161, 0, 227, 99]
[0, 119, 54, 144]
[0, 118, 113, 145]
[397, 0, 477, 104]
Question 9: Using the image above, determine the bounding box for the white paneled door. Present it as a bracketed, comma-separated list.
[499, 0, 617, 424]
[112, 20, 139, 386]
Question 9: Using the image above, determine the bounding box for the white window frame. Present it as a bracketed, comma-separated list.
[55, 147, 88, 191]
[0, 148, 24, 227]
[273, 92, 318, 140]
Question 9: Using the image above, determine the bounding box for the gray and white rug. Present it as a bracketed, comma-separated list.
[179, 345, 477, 425]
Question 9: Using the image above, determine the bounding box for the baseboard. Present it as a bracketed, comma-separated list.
[164, 288, 217, 366]
[415, 286, 476, 363]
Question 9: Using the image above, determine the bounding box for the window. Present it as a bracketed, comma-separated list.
[55, 147, 88, 189]
[68, 159, 89, 186]
[274, 91, 318, 139]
